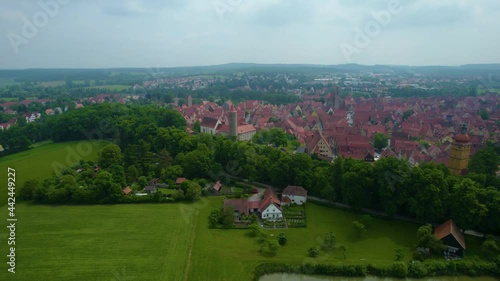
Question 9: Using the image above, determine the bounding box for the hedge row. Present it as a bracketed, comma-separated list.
[252, 259, 500, 281]
[252, 263, 367, 281]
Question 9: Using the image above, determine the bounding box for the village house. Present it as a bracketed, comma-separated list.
[281, 185, 308, 206]
[144, 186, 157, 194]
[23, 112, 41, 123]
[259, 188, 283, 221]
[223, 198, 250, 220]
[200, 117, 220, 135]
[223, 187, 283, 222]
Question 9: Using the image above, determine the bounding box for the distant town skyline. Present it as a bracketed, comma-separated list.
[1, 0, 500, 69]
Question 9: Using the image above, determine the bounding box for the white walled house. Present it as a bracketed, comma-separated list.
[282, 185, 307, 205]
[200, 117, 220, 135]
[260, 203, 282, 221]
[259, 187, 283, 221]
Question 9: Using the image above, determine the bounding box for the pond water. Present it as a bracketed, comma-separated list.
[259, 274, 499, 281]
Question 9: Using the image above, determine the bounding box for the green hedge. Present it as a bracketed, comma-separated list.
[252, 263, 367, 281]
[253, 259, 500, 281]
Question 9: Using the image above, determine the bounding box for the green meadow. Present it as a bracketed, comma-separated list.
[81, 85, 131, 91]
[0, 197, 421, 281]
[0, 142, 491, 281]
[0, 141, 109, 205]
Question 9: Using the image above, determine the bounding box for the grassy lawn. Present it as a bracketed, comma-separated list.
[0, 198, 491, 281]
[0, 140, 109, 205]
[0, 203, 194, 281]
[187, 198, 420, 281]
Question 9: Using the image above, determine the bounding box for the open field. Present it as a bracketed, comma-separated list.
[38, 81, 65, 87]
[0, 203, 193, 281]
[0, 140, 109, 205]
[0, 144, 492, 281]
[0, 78, 20, 87]
[0, 198, 491, 281]
[80, 85, 131, 91]
[0, 97, 19, 102]
[0, 197, 419, 281]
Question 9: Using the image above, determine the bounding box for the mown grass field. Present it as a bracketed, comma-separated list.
[0, 197, 420, 281]
[0, 140, 109, 205]
[0, 143, 491, 281]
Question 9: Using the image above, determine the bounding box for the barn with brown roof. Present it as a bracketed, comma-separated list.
[434, 219, 466, 256]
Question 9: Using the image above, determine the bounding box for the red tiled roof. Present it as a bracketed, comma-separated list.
[248, 200, 260, 209]
[223, 199, 249, 216]
[283, 185, 307, 197]
[434, 219, 466, 250]
[212, 181, 222, 192]
[237, 124, 256, 134]
[122, 187, 132, 195]
[176, 177, 186, 184]
[201, 117, 219, 128]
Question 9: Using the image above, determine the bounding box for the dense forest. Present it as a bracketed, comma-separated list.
[16, 103, 500, 236]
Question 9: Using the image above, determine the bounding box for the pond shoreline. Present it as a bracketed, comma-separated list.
[252, 261, 499, 281]
[259, 274, 499, 281]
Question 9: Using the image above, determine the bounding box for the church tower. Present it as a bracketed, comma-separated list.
[228, 106, 237, 139]
[447, 123, 471, 175]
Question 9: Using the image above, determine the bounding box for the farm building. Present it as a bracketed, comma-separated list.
[282, 185, 307, 205]
[434, 219, 466, 257]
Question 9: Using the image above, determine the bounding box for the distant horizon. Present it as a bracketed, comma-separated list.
[2, 62, 500, 71]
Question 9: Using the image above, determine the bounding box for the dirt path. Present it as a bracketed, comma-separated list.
[182, 211, 198, 281]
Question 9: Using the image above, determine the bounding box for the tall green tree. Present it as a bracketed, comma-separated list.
[373, 132, 389, 151]
[98, 144, 123, 169]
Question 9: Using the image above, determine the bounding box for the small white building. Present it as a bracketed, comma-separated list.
[260, 203, 282, 221]
[259, 188, 283, 221]
[282, 185, 307, 205]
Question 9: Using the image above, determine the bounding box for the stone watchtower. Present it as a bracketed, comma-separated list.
[447, 123, 471, 175]
[228, 106, 237, 139]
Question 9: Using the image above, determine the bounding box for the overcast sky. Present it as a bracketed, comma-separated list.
[1, 0, 500, 69]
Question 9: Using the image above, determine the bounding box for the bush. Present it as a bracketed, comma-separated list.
[408, 262, 428, 278]
[308, 247, 319, 257]
[391, 262, 408, 278]
[277, 233, 287, 246]
[395, 248, 405, 261]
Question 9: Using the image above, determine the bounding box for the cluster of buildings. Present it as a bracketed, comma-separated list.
[178, 92, 499, 169]
[223, 185, 308, 221]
